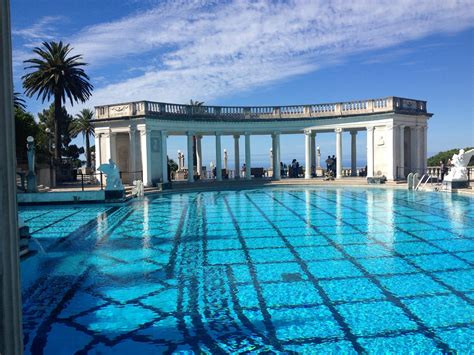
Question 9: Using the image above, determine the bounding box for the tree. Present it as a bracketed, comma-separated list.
[37, 103, 74, 156]
[70, 108, 94, 168]
[22, 41, 93, 162]
[428, 147, 474, 166]
[14, 108, 38, 163]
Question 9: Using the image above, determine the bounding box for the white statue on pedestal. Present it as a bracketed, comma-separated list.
[445, 149, 474, 182]
[132, 180, 144, 197]
[98, 159, 124, 190]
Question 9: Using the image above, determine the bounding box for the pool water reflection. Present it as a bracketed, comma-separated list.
[19, 188, 474, 354]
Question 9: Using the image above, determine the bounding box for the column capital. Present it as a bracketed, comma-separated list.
[244, 132, 251, 136]
[335, 127, 343, 133]
[386, 123, 394, 130]
[304, 129, 312, 135]
[272, 131, 281, 137]
[366, 126, 375, 132]
[350, 130, 358, 136]
[233, 134, 240, 139]
[215, 131, 222, 137]
[399, 124, 405, 129]
[187, 131, 195, 136]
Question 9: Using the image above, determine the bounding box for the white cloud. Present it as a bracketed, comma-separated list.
[13, 0, 474, 108]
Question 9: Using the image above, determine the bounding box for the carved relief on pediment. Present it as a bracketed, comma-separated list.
[109, 104, 131, 117]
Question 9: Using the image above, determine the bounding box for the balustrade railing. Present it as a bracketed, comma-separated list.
[95, 96, 428, 120]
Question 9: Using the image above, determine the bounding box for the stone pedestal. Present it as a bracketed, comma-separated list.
[26, 171, 37, 192]
[443, 180, 469, 191]
[105, 189, 125, 200]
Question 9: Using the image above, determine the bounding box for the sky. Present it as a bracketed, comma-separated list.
[11, 0, 474, 168]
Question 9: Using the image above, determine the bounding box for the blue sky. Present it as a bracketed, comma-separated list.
[11, 0, 474, 168]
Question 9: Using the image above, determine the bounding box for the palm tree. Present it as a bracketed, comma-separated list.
[22, 41, 93, 160]
[14, 91, 26, 111]
[70, 108, 94, 169]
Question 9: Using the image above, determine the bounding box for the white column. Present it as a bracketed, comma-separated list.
[95, 133, 102, 169]
[245, 132, 251, 180]
[196, 135, 202, 177]
[304, 130, 312, 179]
[335, 128, 343, 179]
[367, 126, 374, 178]
[215, 133, 222, 181]
[187, 132, 194, 182]
[234, 135, 240, 179]
[350, 131, 357, 176]
[399, 125, 405, 179]
[140, 128, 153, 186]
[104, 131, 117, 162]
[311, 132, 316, 170]
[161, 130, 168, 183]
[422, 125, 428, 173]
[0, 0, 23, 351]
[129, 126, 137, 175]
[272, 132, 281, 180]
[386, 123, 395, 180]
[410, 126, 419, 174]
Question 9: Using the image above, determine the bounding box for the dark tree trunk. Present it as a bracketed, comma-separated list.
[53, 93, 62, 160]
[85, 132, 91, 168]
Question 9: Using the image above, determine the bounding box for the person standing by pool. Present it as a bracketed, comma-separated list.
[440, 160, 446, 181]
[241, 163, 246, 178]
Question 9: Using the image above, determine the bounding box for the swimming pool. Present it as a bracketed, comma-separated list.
[19, 187, 474, 354]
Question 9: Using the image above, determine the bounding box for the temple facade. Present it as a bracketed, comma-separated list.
[92, 96, 432, 186]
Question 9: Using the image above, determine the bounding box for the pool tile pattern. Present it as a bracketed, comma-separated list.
[19, 188, 474, 353]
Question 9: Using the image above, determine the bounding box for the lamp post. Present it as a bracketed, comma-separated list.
[26, 136, 37, 192]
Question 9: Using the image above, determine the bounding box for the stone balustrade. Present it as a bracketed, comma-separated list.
[95, 96, 427, 120]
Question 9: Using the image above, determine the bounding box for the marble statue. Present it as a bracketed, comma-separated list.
[98, 159, 124, 190]
[445, 149, 474, 182]
[132, 180, 144, 197]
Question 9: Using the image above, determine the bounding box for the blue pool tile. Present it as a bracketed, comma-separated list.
[285, 235, 329, 247]
[43, 323, 93, 355]
[435, 269, 474, 292]
[431, 239, 474, 253]
[206, 237, 242, 250]
[294, 245, 343, 261]
[358, 333, 439, 354]
[141, 288, 178, 313]
[100, 284, 162, 303]
[245, 237, 286, 249]
[455, 251, 474, 263]
[269, 305, 344, 341]
[411, 229, 459, 241]
[320, 278, 385, 302]
[408, 254, 470, 272]
[358, 257, 416, 275]
[342, 243, 392, 258]
[284, 340, 356, 354]
[208, 249, 247, 265]
[378, 274, 447, 297]
[403, 295, 474, 328]
[393, 241, 442, 255]
[92, 340, 165, 354]
[262, 281, 322, 307]
[336, 301, 417, 336]
[436, 326, 474, 354]
[137, 316, 183, 343]
[236, 284, 260, 308]
[255, 262, 305, 282]
[75, 304, 157, 337]
[307, 259, 363, 278]
[59, 291, 107, 319]
[249, 248, 295, 263]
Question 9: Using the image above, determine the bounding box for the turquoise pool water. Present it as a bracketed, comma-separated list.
[19, 187, 474, 354]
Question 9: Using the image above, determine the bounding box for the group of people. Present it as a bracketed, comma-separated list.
[325, 155, 337, 175]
